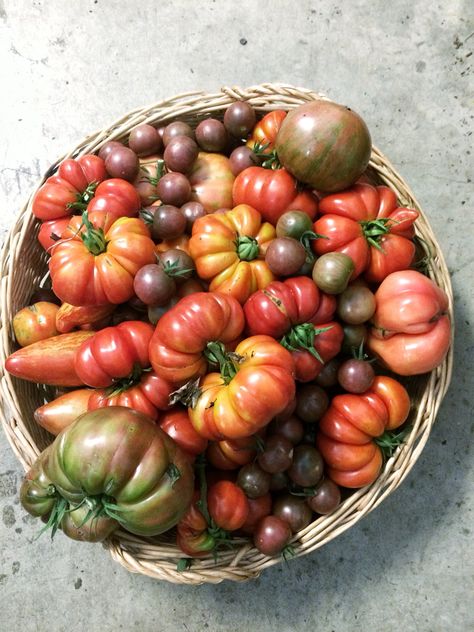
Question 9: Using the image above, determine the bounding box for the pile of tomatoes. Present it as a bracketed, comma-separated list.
[7, 98, 451, 561]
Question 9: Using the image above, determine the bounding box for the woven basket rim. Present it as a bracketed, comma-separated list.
[0, 83, 454, 584]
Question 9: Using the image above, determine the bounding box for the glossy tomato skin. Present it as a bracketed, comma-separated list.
[233, 166, 318, 225]
[246, 110, 287, 152]
[34, 388, 92, 435]
[316, 376, 410, 488]
[149, 292, 245, 385]
[206, 436, 257, 470]
[368, 270, 451, 375]
[207, 480, 249, 531]
[189, 152, 235, 212]
[38, 217, 71, 251]
[159, 408, 208, 456]
[189, 204, 275, 304]
[74, 321, 154, 388]
[87, 178, 141, 218]
[32, 155, 107, 221]
[55, 303, 115, 333]
[291, 321, 344, 382]
[13, 301, 60, 347]
[275, 101, 371, 193]
[253, 515, 292, 556]
[176, 491, 216, 557]
[49, 212, 156, 306]
[240, 493, 273, 535]
[244, 276, 331, 338]
[20, 407, 194, 538]
[189, 335, 296, 440]
[315, 183, 418, 282]
[5, 330, 94, 386]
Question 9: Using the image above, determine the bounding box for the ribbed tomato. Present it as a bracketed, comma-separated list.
[86, 178, 141, 218]
[246, 110, 287, 153]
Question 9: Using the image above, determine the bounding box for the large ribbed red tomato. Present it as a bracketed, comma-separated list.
[32, 155, 107, 220]
[86, 178, 141, 218]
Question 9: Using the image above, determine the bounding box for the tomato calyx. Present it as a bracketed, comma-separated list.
[251, 142, 281, 169]
[280, 323, 333, 363]
[80, 211, 108, 255]
[169, 377, 202, 408]
[142, 159, 166, 186]
[204, 341, 244, 384]
[299, 229, 327, 264]
[66, 181, 100, 213]
[105, 364, 150, 397]
[161, 258, 195, 279]
[359, 218, 393, 251]
[374, 425, 412, 461]
[235, 235, 260, 261]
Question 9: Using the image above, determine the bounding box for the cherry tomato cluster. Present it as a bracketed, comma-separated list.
[8, 98, 451, 561]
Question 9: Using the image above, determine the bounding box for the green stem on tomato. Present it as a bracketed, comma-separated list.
[235, 236, 260, 262]
[280, 323, 333, 364]
[204, 341, 243, 384]
[79, 211, 108, 255]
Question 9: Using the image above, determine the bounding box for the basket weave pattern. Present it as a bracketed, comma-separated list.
[0, 84, 453, 584]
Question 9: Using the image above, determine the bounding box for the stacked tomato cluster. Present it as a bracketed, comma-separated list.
[7, 99, 451, 560]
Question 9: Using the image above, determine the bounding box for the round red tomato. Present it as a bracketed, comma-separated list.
[159, 408, 208, 456]
[207, 480, 249, 531]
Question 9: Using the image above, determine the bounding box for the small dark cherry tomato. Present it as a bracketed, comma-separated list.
[306, 479, 341, 515]
[337, 358, 375, 393]
[240, 493, 272, 535]
[98, 140, 123, 161]
[296, 384, 329, 423]
[195, 118, 228, 152]
[270, 471, 290, 492]
[342, 323, 367, 354]
[258, 435, 294, 474]
[133, 264, 176, 306]
[229, 146, 260, 176]
[312, 253, 355, 294]
[181, 201, 206, 233]
[237, 463, 271, 499]
[337, 285, 376, 324]
[288, 445, 324, 487]
[129, 124, 162, 156]
[152, 204, 186, 240]
[253, 515, 292, 556]
[268, 415, 305, 445]
[265, 237, 307, 277]
[156, 172, 191, 206]
[315, 358, 341, 388]
[162, 121, 195, 146]
[105, 146, 139, 182]
[164, 136, 199, 173]
[273, 493, 313, 533]
[223, 101, 256, 138]
[276, 211, 314, 240]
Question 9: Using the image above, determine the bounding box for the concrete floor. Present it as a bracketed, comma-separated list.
[0, 1, 473, 630]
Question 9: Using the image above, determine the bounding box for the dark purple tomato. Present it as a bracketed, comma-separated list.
[268, 415, 304, 445]
[257, 435, 294, 474]
[269, 471, 290, 492]
[229, 146, 260, 176]
[287, 445, 324, 487]
[163, 136, 199, 173]
[276, 211, 314, 240]
[273, 494, 313, 533]
[195, 118, 228, 152]
[105, 146, 139, 182]
[223, 101, 256, 138]
[156, 172, 191, 206]
[337, 285, 376, 324]
[265, 237, 307, 277]
[128, 124, 162, 157]
[295, 384, 329, 423]
[312, 252, 355, 294]
[158, 248, 195, 282]
[337, 358, 375, 393]
[253, 515, 292, 556]
[342, 323, 367, 354]
[152, 205, 186, 240]
[181, 201, 206, 233]
[236, 463, 271, 499]
[147, 297, 179, 325]
[29, 287, 61, 305]
[315, 358, 341, 388]
[306, 479, 341, 515]
[133, 264, 176, 307]
[162, 121, 195, 146]
[98, 140, 123, 161]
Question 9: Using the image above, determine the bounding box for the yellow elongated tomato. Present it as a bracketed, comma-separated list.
[189, 204, 276, 304]
[188, 335, 296, 440]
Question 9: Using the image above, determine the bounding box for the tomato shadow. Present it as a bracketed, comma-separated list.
[175, 287, 473, 629]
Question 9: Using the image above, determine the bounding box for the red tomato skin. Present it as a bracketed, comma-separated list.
[206, 436, 257, 470]
[240, 493, 273, 535]
[37, 217, 71, 251]
[292, 321, 344, 382]
[327, 449, 383, 488]
[74, 321, 154, 388]
[233, 166, 318, 225]
[159, 408, 208, 456]
[87, 179, 141, 218]
[246, 110, 287, 152]
[207, 481, 249, 531]
[316, 434, 377, 471]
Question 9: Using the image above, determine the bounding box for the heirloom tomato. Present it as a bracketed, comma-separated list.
[149, 292, 245, 385]
[207, 435, 257, 470]
[207, 480, 249, 531]
[74, 321, 154, 388]
[34, 388, 92, 435]
[368, 270, 451, 375]
[313, 183, 419, 281]
[189, 204, 275, 304]
[86, 178, 141, 218]
[159, 408, 208, 457]
[189, 152, 235, 212]
[37, 217, 71, 251]
[246, 110, 287, 153]
[275, 100, 371, 193]
[176, 491, 216, 557]
[49, 211, 156, 306]
[55, 302, 115, 333]
[187, 335, 295, 440]
[32, 154, 107, 221]
[20, 407, 194, 539]
[232, 166, 318, 225]
[13, 301, 60, 347]
[316, 376, 410, 488]
[5, 330, 94, 386]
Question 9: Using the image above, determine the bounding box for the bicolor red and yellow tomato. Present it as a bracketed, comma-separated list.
[189, 152, 235, 212]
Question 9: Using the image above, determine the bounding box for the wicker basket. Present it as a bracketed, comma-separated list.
[0, 84, 453, 584]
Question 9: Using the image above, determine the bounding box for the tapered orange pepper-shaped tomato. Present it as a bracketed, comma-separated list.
[189, 204, 276, 304]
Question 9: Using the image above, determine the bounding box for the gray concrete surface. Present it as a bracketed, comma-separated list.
[0, 1, 473, 630]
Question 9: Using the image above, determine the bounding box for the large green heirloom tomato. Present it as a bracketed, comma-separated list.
[20, 407, 194, 541]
